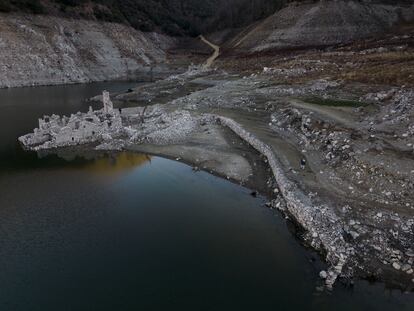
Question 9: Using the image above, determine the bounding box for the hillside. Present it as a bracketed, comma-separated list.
[1, 0, 414, 88]
[224, 0, 414, 52]
[0, 0, 287, 36]
[0, 13, 175, 88]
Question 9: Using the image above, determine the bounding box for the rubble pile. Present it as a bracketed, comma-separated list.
[267, 88, 414, 286]
[125, 108, 203, 145]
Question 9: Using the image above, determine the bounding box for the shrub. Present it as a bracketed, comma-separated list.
[11, 0, 44, 14]
[26, 0, 44, 14]
[0, 0, 11, 12]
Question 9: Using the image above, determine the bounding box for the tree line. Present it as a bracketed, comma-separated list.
[1, 0, 408, 36]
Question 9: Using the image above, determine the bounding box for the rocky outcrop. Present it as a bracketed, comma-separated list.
[0, 13, 175, 88]
[229, 0, 414, 52]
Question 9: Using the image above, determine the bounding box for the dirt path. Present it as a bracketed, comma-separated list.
[289, 99, 359, 128]
[199, 35, 220, 69]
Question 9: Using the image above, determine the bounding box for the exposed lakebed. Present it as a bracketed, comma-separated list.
[0, 82, 412, 310]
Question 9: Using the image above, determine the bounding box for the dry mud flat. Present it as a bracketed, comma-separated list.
[21, 68, 414, 291]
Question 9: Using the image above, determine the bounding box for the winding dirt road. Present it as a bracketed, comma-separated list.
[199, 35, 220, 69]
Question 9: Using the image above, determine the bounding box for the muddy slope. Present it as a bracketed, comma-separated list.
[0, 14, 175, 88]
[227, 1, 414, 52]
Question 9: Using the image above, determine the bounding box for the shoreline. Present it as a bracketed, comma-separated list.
[39, 140, 414, 293]
[18, 67, 414, 291]
[0, 68, 183, 90]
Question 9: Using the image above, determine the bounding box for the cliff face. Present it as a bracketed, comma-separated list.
[0, 13, 175, 88]
[226, 1, 414, 52]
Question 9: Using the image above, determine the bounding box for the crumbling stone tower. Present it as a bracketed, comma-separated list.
[103, 91, 114, 114]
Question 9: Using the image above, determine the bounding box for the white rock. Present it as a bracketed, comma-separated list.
[350, 231, 359, 239]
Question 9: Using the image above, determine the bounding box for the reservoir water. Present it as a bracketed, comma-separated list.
[0, 82, 412, 310]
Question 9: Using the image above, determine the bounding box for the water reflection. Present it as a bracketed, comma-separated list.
[82, 152, 151, 175]
[31, 149, 152, 176]
[44, 150, 152, 175]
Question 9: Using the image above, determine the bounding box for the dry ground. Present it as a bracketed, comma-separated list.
[216, 24, 414, 87]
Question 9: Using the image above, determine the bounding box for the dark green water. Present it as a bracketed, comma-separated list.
[0, 83, 413, 310]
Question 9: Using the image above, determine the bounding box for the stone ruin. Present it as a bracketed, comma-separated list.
[19, 91, 123, 150]
[103, 90, 113, 114]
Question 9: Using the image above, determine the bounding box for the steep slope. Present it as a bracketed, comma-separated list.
[0, 0, 285, 36]
[0, 13, 175, 88]
[229, 1, 414, 52]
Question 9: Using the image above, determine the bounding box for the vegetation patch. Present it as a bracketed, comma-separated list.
[0, 0, 11, 12]
[0, 0, 44, 14]
[0, 0, 287, 36]
[303, 96, 367, 107]
[338, 51, 414, 86]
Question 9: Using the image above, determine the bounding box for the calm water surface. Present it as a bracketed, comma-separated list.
[0, 83, 413, 310]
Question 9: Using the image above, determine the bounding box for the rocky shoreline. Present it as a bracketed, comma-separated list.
[18, 65, 414, 291]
